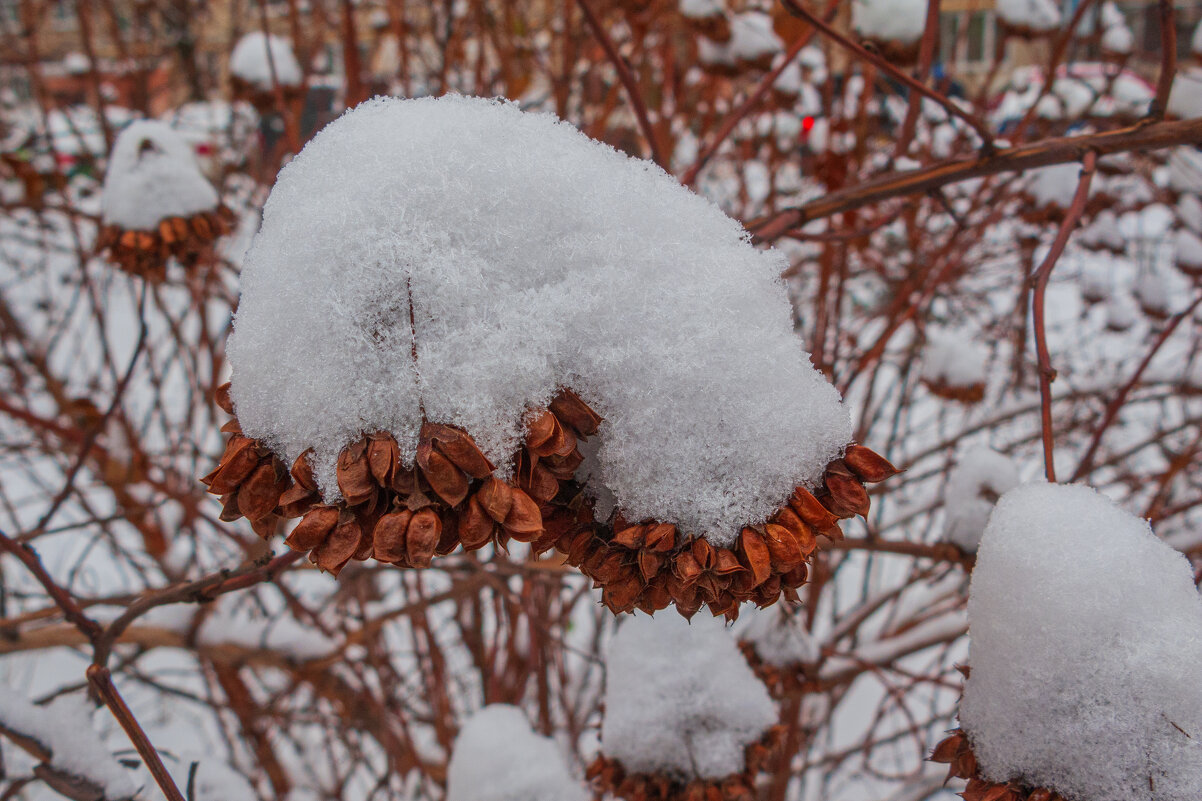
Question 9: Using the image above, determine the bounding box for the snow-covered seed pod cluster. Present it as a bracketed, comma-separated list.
[921, 335, 989, 405]
[932, 484, 1202, 801]
[995, 0, 1062, 39]
[587, 615, 783, 801]
[203, 95, 898, 616]
[96, 121, 233, 281]
[736, 605, 821, 699]
[851, 0, 926, 65]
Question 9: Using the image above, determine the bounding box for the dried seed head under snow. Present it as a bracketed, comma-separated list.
[101, 120, 219, 231]
[852, 0, 926, 45]
[960, 483, 1202, 801]
[600, 614, 776, 781]
[227, 95, 850, 547]
[447, 705, 588, 801]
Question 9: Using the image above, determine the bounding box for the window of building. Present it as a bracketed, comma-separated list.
[939, 10, 996, 71]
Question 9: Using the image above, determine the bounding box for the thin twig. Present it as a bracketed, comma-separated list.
[1030, 150, 1097, 482]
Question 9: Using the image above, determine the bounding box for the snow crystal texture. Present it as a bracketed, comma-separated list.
[447, 705, 587, 801]
[101, 120, 219, 231]
[961, 483, 1202, 801]
[601, 614, 776, 780]
[228, 96, 850, 545]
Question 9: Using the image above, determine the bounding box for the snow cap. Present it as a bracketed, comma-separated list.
[101, 120, 219, 231]
[227, 95, 851, 546]
[961, 483, 1202, 801]
[447, 705, 588, 801]
[601, 614, 777, 780]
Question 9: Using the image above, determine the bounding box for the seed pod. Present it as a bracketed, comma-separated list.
[738, 529, 772, 587]
[476, 477, 513, 523]
[637, 550, 664, 581]
[336, 441, 375, 506]
[311, 517, 361, 575]
[367, 434, 399, 486]
[644, 522, 677, 552]
[525, 410, 558, 452]
[372, 510, 412, 563]
[825, 471, 870, 518]
[291, 450, 318, 491]
[236, 462, 285, 521]
[502, 488, 543, 540]
[214, 382, 234, 415]
[458, 496, 495, 550]
[789, 486, 841, 531]
[417, 446, 469, 507]
[842, 444, 900, 483]
[548, 388, 603, 436]
[426, 424, 494, 478]
[673, 550, 703, 584]
[406, 508, 441, 567]
[521, 460, 560, 504]
[713, 548, 744, 576]
[771, 507, 816, 558]
[611, 524, 646, 549]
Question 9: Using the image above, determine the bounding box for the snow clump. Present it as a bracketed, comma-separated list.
[447, 705, 588, 801]
[601, 614, 776, 780]
[942, 448, 1021, 553]
[853, 0, 926, 45]
[230, 32, 303, 90]
[227, 95, 851, 546]
[100, 120, 219, 231]
[997, 0, 1061, 32]
[961, 483, 1202, 801]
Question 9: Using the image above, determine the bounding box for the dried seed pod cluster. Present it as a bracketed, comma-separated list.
[96, 206, 235, 281]
[737, 642, 809, 699]
[203, 383, 600, 576]
[930, 729, 1068, 801]
[587, 726, 785, 801]
[557, 444, 898, 619]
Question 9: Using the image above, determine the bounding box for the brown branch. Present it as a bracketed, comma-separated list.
[0, 529, 102, 644]
[86, 665, 186, 801]
[751, 116, 1202, 241]
[1031, 150, 1097, 483]
[574, 0, 666, 168]
[1150, 0, 1177, 120]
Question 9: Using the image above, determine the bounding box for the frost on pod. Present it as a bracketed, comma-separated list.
[996, 0, 1061, 37]
[941, 448, 1021, 553]
[446, 705, 588, 801]
[921, 335, 988, 404]
[852, 0, 926, 63]
[206, 96, 896, 616]
[588, 614, 781, 801]
[933, 484, 1202, 801]
[96, 121, 233, 281]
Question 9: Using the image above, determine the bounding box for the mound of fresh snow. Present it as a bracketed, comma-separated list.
[961, 483, 1202, 801]
[101, 120, 219, 231]
[853, 0, 926, 45]
[679, 0, 724, 20]
[1168, 68, 1202, 120]
[1027, 162, 1088, 209]
[921, 335, 988, 389]
[0, 687, 137, 799]
[447, 705, 587, 801]
[230, 32, 302, 90]
[1177, 228, 1202, 271]
[228, 96, 850, 545]
[997, 0, 1061, 31]
[699, 12, 783, 68]
[601, 614, 776, 780]
[942, 448, 1021, 553]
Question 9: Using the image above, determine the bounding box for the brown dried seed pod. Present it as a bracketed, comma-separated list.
[789, 486, 841, 531]
[336, 442, 375, 506]
[372, 510, 412, 563]
[237, 461, 286, 521]
[311, 517, 362, 575]
[367, 434, 399, 486]
[406, 507, 441, 567]
[503, 488, 544, 540]
[842, 444, 900, 483]
[425, 423, 494, 478]
[214, 382, 234, 415]
[548, 388, 603, 436]
[477, 476, 514, 523]
[458, 496, 496, 550]
[824, 470, 870, 518]
[286, 506, 340, 551]
[417, 445, 470, 507]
